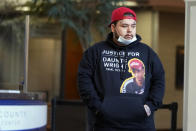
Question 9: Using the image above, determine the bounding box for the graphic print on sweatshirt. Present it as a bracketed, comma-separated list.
[101, 50, 140, 72]
[120, 58, 145, 94]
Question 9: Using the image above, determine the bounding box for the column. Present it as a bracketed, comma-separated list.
[183, 0, 196, 130]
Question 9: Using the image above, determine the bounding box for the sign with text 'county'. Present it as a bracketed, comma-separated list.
[0, 100, 47, 131]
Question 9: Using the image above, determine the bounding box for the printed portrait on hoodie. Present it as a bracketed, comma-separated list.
[120, 58, 145, 94]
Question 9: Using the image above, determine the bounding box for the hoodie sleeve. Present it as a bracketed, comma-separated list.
[146, 49, 165, 112]
[77, 46, 102, 113]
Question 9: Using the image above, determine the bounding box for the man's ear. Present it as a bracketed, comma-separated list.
[111, 24, 115, 33]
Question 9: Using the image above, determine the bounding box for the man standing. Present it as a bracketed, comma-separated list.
[78, 7, 165, 131]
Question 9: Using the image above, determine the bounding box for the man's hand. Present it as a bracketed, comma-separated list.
[144, 104, 151, 116]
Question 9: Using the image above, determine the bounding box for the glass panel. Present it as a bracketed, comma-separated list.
[0, 16, 25, 90]
[0, 14, 62, 101]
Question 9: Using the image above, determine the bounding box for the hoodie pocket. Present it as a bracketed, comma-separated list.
[100, 96, 147, 122]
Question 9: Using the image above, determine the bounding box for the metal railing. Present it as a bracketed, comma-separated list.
[158, 102, 178, 131]
[51, 98, 87, 131]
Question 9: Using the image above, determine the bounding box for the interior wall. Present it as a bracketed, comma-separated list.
[156, 12, 185, 129]
[28, 38, 61, 101]
[136, 10, 153, 47]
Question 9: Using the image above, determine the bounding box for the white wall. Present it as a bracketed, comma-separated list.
[184, 0, 196, 130]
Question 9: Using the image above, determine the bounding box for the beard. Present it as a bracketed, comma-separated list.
[113, 29, 120, 40]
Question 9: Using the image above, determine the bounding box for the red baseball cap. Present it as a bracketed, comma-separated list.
[109, 7, 137, 27]
[129, 59, 144, 70]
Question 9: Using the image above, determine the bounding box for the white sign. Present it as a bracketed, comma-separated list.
[0, 105, 47, 130]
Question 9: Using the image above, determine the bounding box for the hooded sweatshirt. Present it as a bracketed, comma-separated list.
[78, 32, 165, 130]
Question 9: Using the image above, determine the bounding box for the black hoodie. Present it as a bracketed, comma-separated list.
[78, 32, 165, 130]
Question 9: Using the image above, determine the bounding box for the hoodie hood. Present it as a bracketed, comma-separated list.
[106, 32, 142, 50]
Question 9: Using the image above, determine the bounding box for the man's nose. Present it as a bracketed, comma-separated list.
[138, 72, 143, 76]
[127, 26, 132, 32]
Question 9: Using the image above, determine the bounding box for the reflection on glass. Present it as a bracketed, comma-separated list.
[0, 16, 25, 90]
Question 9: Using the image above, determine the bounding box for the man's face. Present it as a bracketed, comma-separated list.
[111, 19, 136, 40]
[133, 67, 145, 87]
